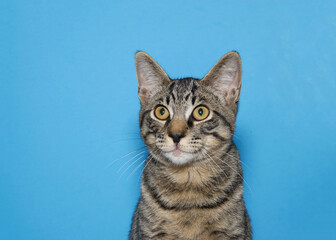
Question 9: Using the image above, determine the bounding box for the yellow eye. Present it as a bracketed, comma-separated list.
[193, 106, 209, 121]
[154, 105, 170, 120]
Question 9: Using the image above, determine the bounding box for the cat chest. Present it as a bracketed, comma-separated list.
[143, 203, 222, 239]
[163, 209, 221, 239]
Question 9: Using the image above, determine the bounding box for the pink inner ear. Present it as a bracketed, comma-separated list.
[138, 87, 150, 104]
[202, 52, 242, 105]
[224, 84, 240, 104]
[135, 52, 171, 104]
[140, 87, 148, 96]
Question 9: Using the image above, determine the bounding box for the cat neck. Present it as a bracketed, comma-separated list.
[141, 144, 243, 210]
[144, 142, 241, 188]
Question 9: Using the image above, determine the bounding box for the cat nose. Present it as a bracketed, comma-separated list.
[168, 132, 185, 143]
[168, 118, 188, 143]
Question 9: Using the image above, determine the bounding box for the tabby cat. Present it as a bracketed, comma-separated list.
[129, 51, 251, 240]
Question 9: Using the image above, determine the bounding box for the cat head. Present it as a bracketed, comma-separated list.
[135, 51, 242, 165]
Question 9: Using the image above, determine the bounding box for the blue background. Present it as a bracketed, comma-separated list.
[1, 0, 336, 239]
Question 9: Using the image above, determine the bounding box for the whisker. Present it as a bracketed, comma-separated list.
[130, 148, 161, 180]
[222, 151, 253, 172]
[203, 151, 225, 184]
[203, 143, 252, 172]
[106, 132, 141, 137]
[108, 137, 143, 144]
[211, 154, 253, 195]
[105, 146, 147, 169]
[117, 150, 147, 173]
[119, 153, 147, 178]
[232, 133, 242, 142]
[201, 152, 220, 185]
[127, 156, 148, 180]
[137, 149, 160, 183]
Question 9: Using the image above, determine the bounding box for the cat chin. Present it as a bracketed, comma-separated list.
[163, 151, 195, 165]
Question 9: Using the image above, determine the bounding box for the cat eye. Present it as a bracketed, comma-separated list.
[192, 106, 209, 121]
[154, 105, 170, 120]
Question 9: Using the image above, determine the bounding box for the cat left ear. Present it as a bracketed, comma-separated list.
[135, 51, 171, 104]
[201, 51, 242, 105]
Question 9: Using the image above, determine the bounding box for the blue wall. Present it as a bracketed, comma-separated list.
[1, 1, 336, 239]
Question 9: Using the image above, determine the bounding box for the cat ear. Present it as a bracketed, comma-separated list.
[135, 51, 171, 104]
[201, 51, 242, 105]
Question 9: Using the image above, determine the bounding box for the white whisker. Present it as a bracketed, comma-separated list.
[222, 151, 253, 172]
[201, 152, 220, 185]
[119, 153, 146, 178]
[137, 148, 160, 183]
[105, 146, 147, 169]
[203, 151, 228, 185]
[127, 157, 148, 180]
[117, 150, 147, 173]
[211, 154, 253, 195]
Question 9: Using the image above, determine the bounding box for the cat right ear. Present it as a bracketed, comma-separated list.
[201, 51, 242, 105]
[135, 52, 171, 104]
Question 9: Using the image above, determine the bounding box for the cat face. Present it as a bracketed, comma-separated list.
[135, 52, 242, 165]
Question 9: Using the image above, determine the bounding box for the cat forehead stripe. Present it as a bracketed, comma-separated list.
[167, 79, 199, 102]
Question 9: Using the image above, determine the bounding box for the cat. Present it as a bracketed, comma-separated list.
[129, 51, 251, 240]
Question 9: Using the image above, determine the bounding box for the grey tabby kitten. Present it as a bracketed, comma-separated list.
[129, 51, 251, 240]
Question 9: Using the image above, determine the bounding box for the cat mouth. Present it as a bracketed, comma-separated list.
[159, 146, 199, 165]
[165, 147, 193, 157]
[171, 148, 183, 157]
[162, 145, 200, 155]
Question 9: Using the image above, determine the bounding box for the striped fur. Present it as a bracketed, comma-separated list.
[130, 52, 251, 239]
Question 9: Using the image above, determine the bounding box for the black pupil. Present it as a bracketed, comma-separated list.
[160, 108, 165, 115]
[198, 108, 203, 116]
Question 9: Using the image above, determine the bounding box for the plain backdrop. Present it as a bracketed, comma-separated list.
[1, 0, 336, 239]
